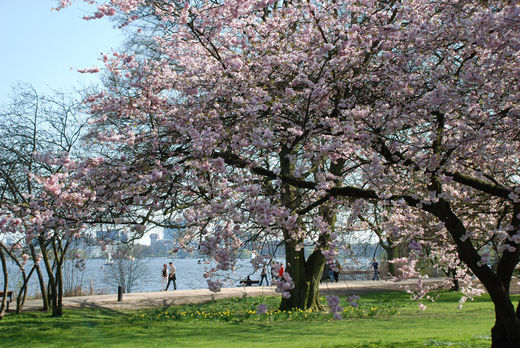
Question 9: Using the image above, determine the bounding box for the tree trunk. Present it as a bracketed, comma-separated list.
[424, 200, 520, 347]
[277, 145, 327, 311]
[0, 243, 31, 313]
[280, 239, 325, 311]
[39, 240, 61, 316]
[487, 284, 520, 348]
[30, 244, 48, 311]
[276, 146, 343, 311]
[56, 261, 64, 316]
[446, 268, 459, 291]
[383, 245, 398, 277]
[0, 246, 9, 318]
[15, 267, 35, 313]
[491, 305, 520, 348]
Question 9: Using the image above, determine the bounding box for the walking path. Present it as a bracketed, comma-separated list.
[20, 278, 444, 312]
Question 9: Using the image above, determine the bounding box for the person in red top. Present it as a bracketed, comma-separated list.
[278, 264, 284, 279]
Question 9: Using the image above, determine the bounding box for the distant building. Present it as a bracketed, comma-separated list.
[96, 229, 128, 244]
[149, 233, 158, 245]
[163, 222, 186, 241]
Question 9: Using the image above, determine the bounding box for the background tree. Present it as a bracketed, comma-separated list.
[103, 243, 148, 293]
[357, 204, 407, 277]
[0, 83, 90, 316]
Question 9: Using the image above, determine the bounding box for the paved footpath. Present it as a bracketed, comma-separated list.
[20, 278, 444, 312]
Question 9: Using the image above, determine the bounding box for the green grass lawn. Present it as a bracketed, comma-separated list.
[0, 291, 503, 347]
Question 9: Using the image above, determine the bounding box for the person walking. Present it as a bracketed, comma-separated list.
[372, 259, 380, 281]
[161, 264, 168, 289]
[259, 266, 269, 286]
[165, 261, 177, 290]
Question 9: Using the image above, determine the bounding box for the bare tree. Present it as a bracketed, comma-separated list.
[103, 243, 148, 293]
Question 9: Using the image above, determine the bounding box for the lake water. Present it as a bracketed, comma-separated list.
[2, 257, 281, 296]
[2, 256, 371, 296]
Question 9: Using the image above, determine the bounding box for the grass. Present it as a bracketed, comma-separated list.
[0, 291, 505, 348]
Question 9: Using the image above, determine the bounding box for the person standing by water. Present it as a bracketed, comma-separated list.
[372, 259, 380, 281]
[165, 261, 177, 290]
[161, 264, 168, 289]
[259, 266, 269, 286]
[278, 264, 284, 280]
[333, 260, 341, 282]
[328, 265, 334, 282]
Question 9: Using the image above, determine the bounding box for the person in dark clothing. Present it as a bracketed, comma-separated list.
[372, 259, 380, 281]
[333, 260, 341, 282]
[329, 268, 335, 282]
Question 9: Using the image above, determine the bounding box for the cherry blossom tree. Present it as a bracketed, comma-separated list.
[55, 0, 357, 311]
[56, 0, 520, 344]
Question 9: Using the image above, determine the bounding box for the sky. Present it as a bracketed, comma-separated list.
[0, 0, 124, 103]
[0, 1, 162, 244]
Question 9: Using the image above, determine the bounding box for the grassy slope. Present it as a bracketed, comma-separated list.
[0, 291, 501, 348]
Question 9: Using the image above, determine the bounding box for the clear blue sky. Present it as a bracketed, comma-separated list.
[0, 0, 124, 103]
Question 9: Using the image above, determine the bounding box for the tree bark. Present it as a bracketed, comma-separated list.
[490, 298, 520, 347]
[56, 258, 64, 316]
[30, 244, 48, 311]
[277, 145, 327, 311]
[425, 200, 520, 347]
[0, 246, 9, 319]
[382, 245, 398, 277]
[0, 243, 31, 313]
[39, 238, 61, 317]
[446, 268, 459, 291]
[280, 238, 325, 311]
[15, 267, 35, 313]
